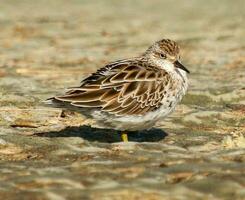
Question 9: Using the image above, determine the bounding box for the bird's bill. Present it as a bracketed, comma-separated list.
[174, 60, 190, 74]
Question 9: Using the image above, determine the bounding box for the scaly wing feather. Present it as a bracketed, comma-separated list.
[54, 58, 171, 116]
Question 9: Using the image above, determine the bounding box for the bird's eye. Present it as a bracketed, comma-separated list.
[160, 53, 166, 59]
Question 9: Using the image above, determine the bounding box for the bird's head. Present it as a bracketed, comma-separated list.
[144, 39, 190, 74]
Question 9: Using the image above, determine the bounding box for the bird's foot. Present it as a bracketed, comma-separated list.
[121, 132, 128, 142]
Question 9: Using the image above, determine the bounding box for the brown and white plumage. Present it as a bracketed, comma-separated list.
[46, 39, 190, 132]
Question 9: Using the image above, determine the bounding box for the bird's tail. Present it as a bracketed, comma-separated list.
[43, 97, 68, 108]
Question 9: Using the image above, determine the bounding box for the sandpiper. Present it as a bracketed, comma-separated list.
[46, 39, 190, 142]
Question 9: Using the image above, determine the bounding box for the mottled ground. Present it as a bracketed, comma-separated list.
[0, 0, 245, 199]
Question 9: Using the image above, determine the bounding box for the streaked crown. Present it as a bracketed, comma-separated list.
[156, 39, 180, 56]
[144, 39, 180, 58]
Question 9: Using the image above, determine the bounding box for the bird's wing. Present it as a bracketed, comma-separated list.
[54, 58, 171, 116]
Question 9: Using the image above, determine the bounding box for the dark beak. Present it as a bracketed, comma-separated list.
[174, 60, 190, 74]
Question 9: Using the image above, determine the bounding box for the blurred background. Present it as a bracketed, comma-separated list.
[0, 0, 244, 199]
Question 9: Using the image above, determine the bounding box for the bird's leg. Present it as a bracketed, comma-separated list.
[121, 132, 128, 142]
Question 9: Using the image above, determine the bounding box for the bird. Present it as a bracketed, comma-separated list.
[46, 39, 190, 142]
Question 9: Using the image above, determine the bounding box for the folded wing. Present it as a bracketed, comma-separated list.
[53, 59, 171, 116]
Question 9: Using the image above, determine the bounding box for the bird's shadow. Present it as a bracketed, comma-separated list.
[37, 125, 168, 143]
